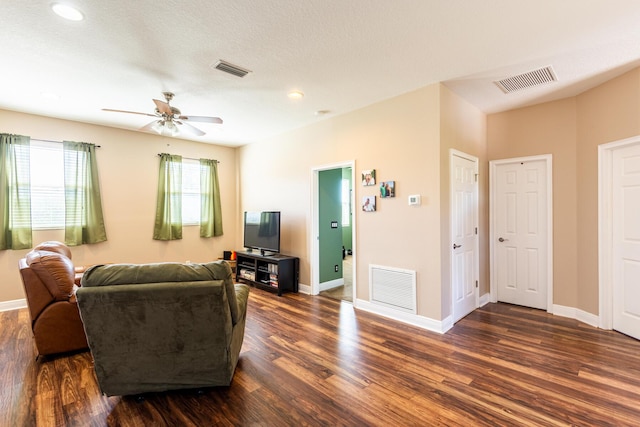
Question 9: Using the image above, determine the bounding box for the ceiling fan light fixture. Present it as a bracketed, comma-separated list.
[51, 3, 84, 21]
[164, 121, 180, 136]
[104, 92, 215, 137]
[150, 121, 180, 137]
[150, 121, 164, 134]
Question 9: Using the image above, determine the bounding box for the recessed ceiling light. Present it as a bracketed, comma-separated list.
[51, 3, 84, 21]
[288, 90, 304, 100]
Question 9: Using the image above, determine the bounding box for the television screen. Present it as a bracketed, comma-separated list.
[243, 211, 281, 254]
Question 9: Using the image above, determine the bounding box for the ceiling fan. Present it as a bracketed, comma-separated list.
[102, 92, 223, 137]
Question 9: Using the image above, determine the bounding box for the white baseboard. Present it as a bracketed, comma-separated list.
[355, 298, 451, 334]
[479, 292, 491, 307]
[298, 283, 311, 295]
[0, 298, 27, 312]
[553, 304, 599, 328]
[276, 287, 602, 333]
[319, 278, 344, 292]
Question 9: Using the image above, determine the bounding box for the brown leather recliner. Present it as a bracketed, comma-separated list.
[18, 242, 89, 356]
[32, 241, 88, 286]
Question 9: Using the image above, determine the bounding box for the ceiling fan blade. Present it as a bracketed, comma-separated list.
[177, 121, 206, 136]
[102, 108, 157, 117]
[177, 115, 223, 124]
[153, 99, 173, 115]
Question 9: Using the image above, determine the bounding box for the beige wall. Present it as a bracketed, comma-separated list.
[0, 109, 238, 303]
[487, 97, 578, 308]
[239, 84, 486, 321]
[575, 68, 640, 314]
[240, 84, 446, 318]
[439, 86, 488, 317]
[487, 67, 640, 315]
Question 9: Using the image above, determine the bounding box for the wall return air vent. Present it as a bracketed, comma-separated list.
[494, 66, 557, 94]
[212, 60, 252, 78]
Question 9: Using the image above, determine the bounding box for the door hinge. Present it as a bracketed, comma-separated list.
[475, 280, 478, 288]
[475, 173, 478, 182]
[475, 227, 478, 235]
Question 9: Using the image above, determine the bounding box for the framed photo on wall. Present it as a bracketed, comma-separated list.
[361, 169, 376, 186]
[380, 181, 395, 198]
[362, 195, 376, 212]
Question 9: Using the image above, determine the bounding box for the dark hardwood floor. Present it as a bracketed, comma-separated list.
[3, 289, 640, 426]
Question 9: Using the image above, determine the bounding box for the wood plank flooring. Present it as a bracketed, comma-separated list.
[3, 289, 640, 426]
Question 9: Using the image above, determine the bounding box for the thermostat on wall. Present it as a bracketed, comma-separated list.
[408, 194, 421, 206]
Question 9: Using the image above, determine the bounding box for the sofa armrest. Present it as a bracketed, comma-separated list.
[234, 284, 250, 322]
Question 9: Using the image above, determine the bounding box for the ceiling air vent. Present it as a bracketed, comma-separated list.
[212, 60, 251, 78]
[494, 66, 557, 94]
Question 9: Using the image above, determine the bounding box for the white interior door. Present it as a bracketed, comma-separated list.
[451, 151, 478, 322]
[492, 157, 551, 310]
[612, 143, 640, 339]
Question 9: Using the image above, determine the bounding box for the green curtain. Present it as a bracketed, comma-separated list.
[63, 141, 107, 246]
[154, 153, 182, 240]
[0, 134, 32, 250]
[199, 159, 223, 237]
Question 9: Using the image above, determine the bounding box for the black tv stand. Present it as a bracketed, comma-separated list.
[236, 251, 299, 296]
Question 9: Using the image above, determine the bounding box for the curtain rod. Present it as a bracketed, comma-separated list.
[157, 153, 220, 163]
[34, 138, 101, 148]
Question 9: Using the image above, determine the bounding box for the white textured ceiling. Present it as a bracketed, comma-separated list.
[2, 1, 640, 146]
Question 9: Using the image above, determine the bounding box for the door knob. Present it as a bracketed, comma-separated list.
[498, 237, 508, 242]
[453, 243, 461, 249]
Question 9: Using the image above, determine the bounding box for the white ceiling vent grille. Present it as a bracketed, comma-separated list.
[213, 60, 251, 78]
[494, 66, 557, 94]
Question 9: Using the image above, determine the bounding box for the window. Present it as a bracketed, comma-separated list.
[154, 155, 222, 240]
[30, 140, 65, 229]
[182, 159, 200, 225]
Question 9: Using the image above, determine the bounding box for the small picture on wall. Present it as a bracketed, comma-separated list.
[380, 181, 395, 198]
[361, 169, 376, 186]
[362, 195, 376, 212]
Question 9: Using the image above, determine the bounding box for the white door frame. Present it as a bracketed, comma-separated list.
[449, 149, 479, 321]
[310, 161, 357, 301]
[598, 135, 640, 329]
[489, 154, 554, 312]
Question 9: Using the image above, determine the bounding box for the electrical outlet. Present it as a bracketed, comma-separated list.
[334, 265, 339, 272]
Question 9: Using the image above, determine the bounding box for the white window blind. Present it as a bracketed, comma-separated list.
[30, 140, 64, 229]
[182, 159, 200, 225]
[8, 141, 32, 229]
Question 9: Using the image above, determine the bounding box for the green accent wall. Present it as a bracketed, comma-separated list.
[319, 169, 343, 283]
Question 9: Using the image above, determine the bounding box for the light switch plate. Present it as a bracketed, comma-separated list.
[408, 194, 421, 206]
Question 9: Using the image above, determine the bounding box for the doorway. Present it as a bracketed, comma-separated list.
[311, 161, 356, 303]
[490, 155, 553, 311]
[599, 136, 640, 339]
[450, 150, 479, 322]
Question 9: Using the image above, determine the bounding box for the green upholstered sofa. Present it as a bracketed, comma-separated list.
[76, 260, 249, 396]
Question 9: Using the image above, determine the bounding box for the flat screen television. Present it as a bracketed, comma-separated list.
[243, 211, 281, 255]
